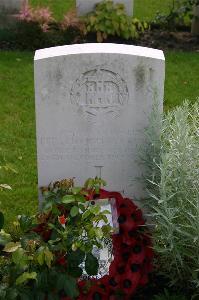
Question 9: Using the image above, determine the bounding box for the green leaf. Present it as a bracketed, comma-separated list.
[85, 253, 99, 275]
[102, 224, 112, 235]
[101, 209, 111, 215]
[90, 205, 101, 215]
[36, 246, 54, 268]
[82, 210, 92, 219]
[70, 206, 79, 217]
[67, 266, 83, 278]
[12, 248, 29, 268]
[0, 230, 12, 246]
[16, 272, 37, 285]
[56, 273, 79, 298]
[84, 178, 94, 189]
[42, 200, 53, 211]
[18, 215, 33, 232]
[0, 212, 4, 230]
[64, 274, 79, 298]
[36, 292, 48, 300]
[4, 242, 21, 253]
[78, 203, 86, 212]
[5, 288, 18, 300]
[67, 249, 85, 266]
[100, 215, 108, 224]
[72, 187, 82, 195]
[44, 247, 54, 268]
[36, 247, 45, 266]
[94, 228, 103, 239]
[0, 284, 7, 299]
[48, 293, 59, 300]
[19, 290, 34, 300]
[62, 195, 76, 204]
[75, 194, 86, 203]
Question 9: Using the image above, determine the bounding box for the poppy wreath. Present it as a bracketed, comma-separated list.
[33, 188, 153, 300]
[74, 189, 153, 300]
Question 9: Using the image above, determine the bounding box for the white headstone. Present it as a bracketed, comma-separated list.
[76, 0, 133, 16]
[0, 0, 24, 13]
[34, 43, 165, 200]
[0, 0, 25, 28]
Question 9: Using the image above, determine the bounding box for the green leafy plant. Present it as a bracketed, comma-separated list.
[140, 100, 199, 295]
[18, 3, 54, 32]
[153, 289, 187, 300]
[61, 9, 85, 32]
[85, 0, 149, 42]
[152, 0, 199, 30]
[0, 4, 83, 51]
[0, 178, 113, 299]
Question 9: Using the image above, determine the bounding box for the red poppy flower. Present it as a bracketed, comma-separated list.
[112, 235, 123, 257]
[58, 214, 67, 225]
[57, 255, 67, 266]
[85, 284, 108, 300]
[121, 268, 141, 295]
[109, 259, 126, 277]
[129, 244, 145, 264]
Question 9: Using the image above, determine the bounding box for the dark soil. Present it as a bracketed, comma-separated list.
[136, 30, 199, 52]
[85, 30, 199, 52]
[0, 25, 199, 52]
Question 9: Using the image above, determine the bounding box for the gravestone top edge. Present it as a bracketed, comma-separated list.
[34, 43, 165, 62]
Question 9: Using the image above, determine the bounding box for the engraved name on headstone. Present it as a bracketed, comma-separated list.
[34, 43, 165, 201]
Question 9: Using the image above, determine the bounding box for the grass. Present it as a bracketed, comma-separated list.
[30, 0, 74, 20]
[165, 52, 199, 109]
[0, 50, 198, 226]
[0, 52, 37, 224]
[30, 0, 173, 21]
[134, 0, 174, 21]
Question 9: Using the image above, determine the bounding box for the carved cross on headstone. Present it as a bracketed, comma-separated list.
[94, 165, 103, 178]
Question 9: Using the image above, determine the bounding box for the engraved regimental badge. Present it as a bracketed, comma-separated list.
[70, 67, 129, 121]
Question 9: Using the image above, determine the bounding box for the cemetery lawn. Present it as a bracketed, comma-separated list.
[30, 0, 173, 21]
[0, 50, 198, 227]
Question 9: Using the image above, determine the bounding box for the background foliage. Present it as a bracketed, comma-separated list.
[29, 0, 174, 21]
[141, 100, 199, 295]
[0, 178, 112, 299]
[85, 1, 148, 42]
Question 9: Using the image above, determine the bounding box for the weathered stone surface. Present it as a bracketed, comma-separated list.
[0, 0, 24, 13]
[34, 43, 165, 200]
[76, 0, 134, 16]
[191, 5, 199, 36]
[0, 0, 25, 28]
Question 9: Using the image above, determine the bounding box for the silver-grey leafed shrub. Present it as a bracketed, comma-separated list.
[141, 99, 199, 294]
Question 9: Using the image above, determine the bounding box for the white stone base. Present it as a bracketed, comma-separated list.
[76, 0, 134, 16]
